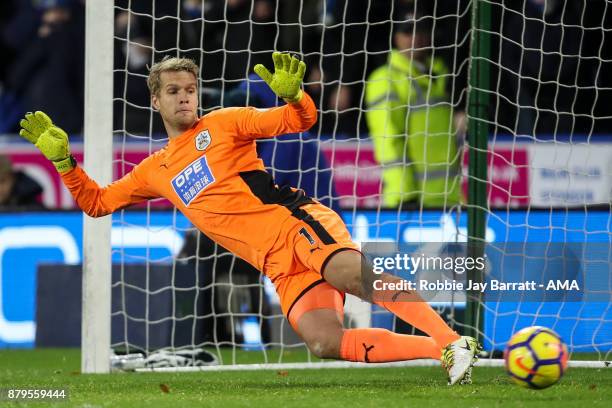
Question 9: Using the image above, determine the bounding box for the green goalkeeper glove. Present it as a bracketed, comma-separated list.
[254, 52, 306, 103]
[19, 111, 74, 173]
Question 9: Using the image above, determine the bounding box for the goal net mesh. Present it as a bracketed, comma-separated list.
[109, 0, 612, 366]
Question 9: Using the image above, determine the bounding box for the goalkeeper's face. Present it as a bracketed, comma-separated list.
[152, 71, 198, 132]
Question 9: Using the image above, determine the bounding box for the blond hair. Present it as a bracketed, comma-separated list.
[147, 56, 199, 96]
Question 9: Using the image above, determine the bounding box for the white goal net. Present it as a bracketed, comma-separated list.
[86, 0, 612, 372]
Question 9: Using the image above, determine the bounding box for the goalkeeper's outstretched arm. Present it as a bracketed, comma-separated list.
[19, 112, 160, 217]
[209, 52, 317, 140]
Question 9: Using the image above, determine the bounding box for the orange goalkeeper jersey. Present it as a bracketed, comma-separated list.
[61, 93, 318, 276]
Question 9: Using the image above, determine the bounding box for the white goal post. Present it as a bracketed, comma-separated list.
[82, 0, 114, 373]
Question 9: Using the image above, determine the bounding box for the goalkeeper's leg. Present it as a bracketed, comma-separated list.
[272, 202, 477, 381]
[288, 282, 441, 362]
[322, 250, 462, 348]
[285, 203, 462, 349]
[321, 250, 480, 384]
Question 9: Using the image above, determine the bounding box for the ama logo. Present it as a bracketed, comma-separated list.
[171, 156, 215, 206]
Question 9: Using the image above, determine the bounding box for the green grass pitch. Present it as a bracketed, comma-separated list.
[0, 348, 610, 407]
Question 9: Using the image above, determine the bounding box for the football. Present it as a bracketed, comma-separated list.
[504, 326, 569, 389]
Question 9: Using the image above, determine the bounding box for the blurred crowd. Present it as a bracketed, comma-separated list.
[0, 0, 84, 134]
[111, 0, 455, 137]
[1, 0, 611, 138]
[0, 154, 44, 209]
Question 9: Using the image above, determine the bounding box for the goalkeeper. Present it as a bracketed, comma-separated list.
[20, 53, 478, 385]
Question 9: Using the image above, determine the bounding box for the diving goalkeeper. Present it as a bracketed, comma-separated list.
[19, 53, 479, 385]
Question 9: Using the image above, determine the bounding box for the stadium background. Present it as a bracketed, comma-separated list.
[0, 0, 610, 369]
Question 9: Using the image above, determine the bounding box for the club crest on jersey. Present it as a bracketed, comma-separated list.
[195, 129, 211, 151]
[171, 155, 215, 206]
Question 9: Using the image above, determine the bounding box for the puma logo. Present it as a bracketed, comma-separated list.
[309, 246, 322, 253]
[461, 339, 471, 351]
[362, 343, 375, 363]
